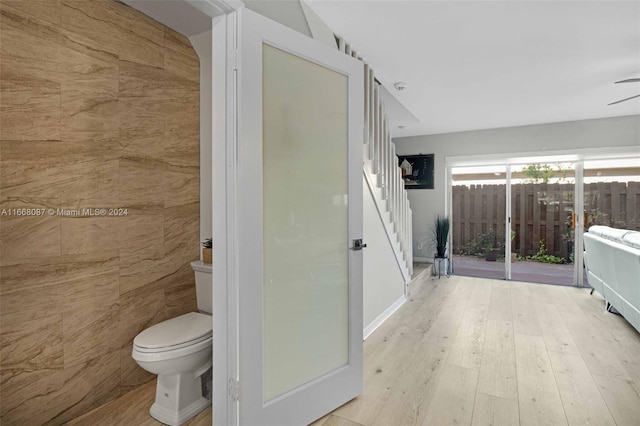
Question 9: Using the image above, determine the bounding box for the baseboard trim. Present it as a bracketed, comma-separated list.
[413, 257, 432, 263]
[363, 294, 407, 340]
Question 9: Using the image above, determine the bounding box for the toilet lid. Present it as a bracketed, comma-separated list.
[134, 312, 212, 350]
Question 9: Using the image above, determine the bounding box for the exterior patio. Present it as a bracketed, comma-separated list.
[451, 254, 589, 287]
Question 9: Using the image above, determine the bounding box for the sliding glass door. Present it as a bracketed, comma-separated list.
[510, 162, 577, 285]
[451, 165, 507, 280]
[450, 155, 639, 287]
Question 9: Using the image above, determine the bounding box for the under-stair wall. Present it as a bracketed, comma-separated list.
[336, 37, 413, 337]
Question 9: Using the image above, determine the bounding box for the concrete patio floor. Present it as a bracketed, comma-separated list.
[451, 254, 590, 287]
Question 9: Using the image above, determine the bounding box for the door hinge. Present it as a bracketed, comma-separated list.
[229, 378, 240, 401]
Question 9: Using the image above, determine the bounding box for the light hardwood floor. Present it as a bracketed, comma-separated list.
[69, 272, 640, 426]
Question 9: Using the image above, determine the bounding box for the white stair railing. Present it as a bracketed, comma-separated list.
[338, 37, 413, 279]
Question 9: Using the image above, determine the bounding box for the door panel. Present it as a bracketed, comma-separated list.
[229, 8, 364, 425]
[262, 44, 349, 403]
[510, 162, 577, 286]
[451, 165, 507, 280]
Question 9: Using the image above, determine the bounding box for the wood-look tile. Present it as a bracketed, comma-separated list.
[63, 305, 120, 369]
[65, 379, 157, 426]
[0, 79, 61, 141]
[60, 77, 119, 134]
[560, 311, 631, 380]
[375, 344, 449, 426]
[58, 27, 119, 133]
[119, 344, 154, 394]
[317, 415, 366, 426]
[383, 276, 450, 334]
[60, 200, 164, 246]
[120, 127, 165, 162]
[446, 307, 487, 371]
[119, 59, 197, 98]
[571, 287, 640, 352]
[511, 284, 543, 336]
[487, 285, 512, 322]
[2, 0, 201, 422]
[543, 284, 583, 316]
[1, 250, 118, 328]
[1, 135, 120, 199]
[163, 263, 198, 319]
[163, 202, 199, 274]
[477, 319, 517, 401]
[422, 364, 478, 426]
[0, 0, 61, 25]
[165, 120, 200, 167]
[118, 282, 167, 347]
[533, 302, 580, 355]
[0, 314, 63, 372]
[164, 164, 200, 208]
[591, 374, 640, 426]
[514, 333, 568, 426]
[332, 326, 426, 425]
[525, 282, 556, 304]
[0, 197, 61, 262]
[61, 253, 119, 368]
[471, 392, 520, 426]
[66, 379, 212, 426]
[0, 4, 65, 82]
[117, 212, 166, 295]
[1, 350, 120, 426]
[163, 27, 199, 83]
[1, 369, 66, 424]
[60, 216, 120, 255]
[60, 276, 640, 426]
[117, 157, 167, 205]
[60, 0, 164, 68]
[548, 351, 615, 425]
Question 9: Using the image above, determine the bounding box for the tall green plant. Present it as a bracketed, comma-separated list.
[434, 215, 450, 258]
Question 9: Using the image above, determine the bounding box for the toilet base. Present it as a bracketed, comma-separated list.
[149, 368, 211, 426]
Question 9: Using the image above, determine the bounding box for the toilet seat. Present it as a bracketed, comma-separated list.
[133, 312, 212, 354]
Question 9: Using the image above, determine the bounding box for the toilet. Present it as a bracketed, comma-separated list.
[132, 261, 212, 426]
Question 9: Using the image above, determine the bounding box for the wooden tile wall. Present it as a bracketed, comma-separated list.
[0, 0, 200, 424]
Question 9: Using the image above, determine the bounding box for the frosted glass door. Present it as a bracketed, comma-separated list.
[262, 43, 350, 401]
[228, 8, 364, 426]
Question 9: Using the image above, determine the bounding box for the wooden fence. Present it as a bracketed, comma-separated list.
[452, 182, 640, 259]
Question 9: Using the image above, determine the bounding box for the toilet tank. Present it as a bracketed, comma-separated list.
[191, 261, 212, 314]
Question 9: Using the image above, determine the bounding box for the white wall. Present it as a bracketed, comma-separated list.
[245, 0, 312, 37]
[395, 115, 640, 259]
[189, 29, 213, 246]
[363, 179, 406, 337]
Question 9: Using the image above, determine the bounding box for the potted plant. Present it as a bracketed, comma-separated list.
[202, 238, 212, 264]
[510, 229, 517, 263]
[476, 231, 501, 261]
[433, 215, 450, 258]
[432, 215, 450, 276]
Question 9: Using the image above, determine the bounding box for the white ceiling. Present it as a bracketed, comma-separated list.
[305, 0, 640, 137]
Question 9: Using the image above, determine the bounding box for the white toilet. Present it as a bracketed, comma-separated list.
[132, 261, 212, 426]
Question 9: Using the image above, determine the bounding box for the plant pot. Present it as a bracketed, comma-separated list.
[432, 258, 449, 277]
[202, 248, 212, 264]
[436, 246, 447, 258]
[511, 253, 517, 263]
[485, 250, 499, 261]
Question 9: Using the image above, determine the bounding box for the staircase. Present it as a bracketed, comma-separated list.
[338, 37, 413, 282]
